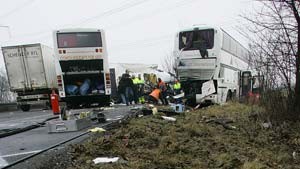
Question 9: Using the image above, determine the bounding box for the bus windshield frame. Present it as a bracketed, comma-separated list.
[57, 32, 102, 48]
[179, 29, 214, 51]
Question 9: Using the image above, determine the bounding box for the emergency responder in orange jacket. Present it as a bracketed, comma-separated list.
[157, 78, 168, 105]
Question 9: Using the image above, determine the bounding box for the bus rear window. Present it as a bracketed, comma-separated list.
[57, 32, 102, 48]
[179, 29, 214, 50]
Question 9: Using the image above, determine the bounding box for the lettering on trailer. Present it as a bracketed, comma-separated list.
[6, 50, 39, 58]
[59, 55, 102, 60]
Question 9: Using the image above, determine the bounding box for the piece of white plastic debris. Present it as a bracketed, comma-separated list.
[262, 122, 272, 129]
[89, 127, 106, 133]
[293, 151, 297, 160]
[148, 104, 154, 108]
[173, 92, 184, 99]
[103, 107, 115, 110]
[93, 157, 119, 164]
[152, 107, 158, 115]
[161, 116, 176, 122]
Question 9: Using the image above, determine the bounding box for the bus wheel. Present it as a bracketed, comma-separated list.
[20, 105, 31, 111]
[226, 90, 233, 102]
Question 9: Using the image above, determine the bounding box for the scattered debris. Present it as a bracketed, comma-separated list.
[97, 113, 106, 123]
[152, 107, 158, 115]
[89, 127, 106, 133]
[93, 157, 119, 164]
[205, 117, 235, 130]
[161, 116, 176, 122]
[173, 92, 185, 99]
[103, 107, 115, 110]
[293, 151, 297, 160]
[170, 103, 185, 113]
[193, 104, 201, 110]
[65, 102, 300, 169]
[262, 122, 272, 129]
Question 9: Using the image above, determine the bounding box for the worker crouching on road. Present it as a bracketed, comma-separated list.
[158, 78, 168, 105]
[149, 86, 161, 104]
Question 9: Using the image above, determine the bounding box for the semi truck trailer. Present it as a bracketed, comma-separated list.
[1, 43, 58, 111]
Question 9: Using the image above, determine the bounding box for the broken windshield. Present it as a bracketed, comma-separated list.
[179, 29, 214, 50]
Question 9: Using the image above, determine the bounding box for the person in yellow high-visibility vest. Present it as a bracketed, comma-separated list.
[173, 79, 182, 103]
[132, 75, 139, 104]
[173, 79, 181, 94]
[137, 74, 145, 104]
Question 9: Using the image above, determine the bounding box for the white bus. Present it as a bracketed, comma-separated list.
[53, 28, 111, 108]
[174, 26, 252, 105]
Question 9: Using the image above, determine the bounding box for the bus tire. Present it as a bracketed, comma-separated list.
[20, 105, 31, 112]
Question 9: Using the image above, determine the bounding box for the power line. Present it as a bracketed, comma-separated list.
[7, 0, 151, 39]
[2, 0, 197, 48]
[15, 0, 194, 43]
[104, 0, 197, 30]
[75, 0, 152, 26]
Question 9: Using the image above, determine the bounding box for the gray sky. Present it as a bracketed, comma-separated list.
[0, 0, 254, 72]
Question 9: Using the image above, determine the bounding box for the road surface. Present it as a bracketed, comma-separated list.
[0, 105, 134, 168]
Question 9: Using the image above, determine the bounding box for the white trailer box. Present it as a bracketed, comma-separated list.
[1, 43, 58, 111]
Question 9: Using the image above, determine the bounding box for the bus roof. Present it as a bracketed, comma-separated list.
[178, 25, 217, 32]
[54, 28, 104, 33]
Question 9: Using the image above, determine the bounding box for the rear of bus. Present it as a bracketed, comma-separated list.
[53, 29, 111, 107]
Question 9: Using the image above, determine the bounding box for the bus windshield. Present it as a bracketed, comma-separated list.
[57, 32, 102, 48]
[179, 29, 214, 50]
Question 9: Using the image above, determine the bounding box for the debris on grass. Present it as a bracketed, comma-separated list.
[66, 102, 300, 169]
[93, 157, 119, 164]
[89, 127, 106, 133]
[161, 116, 176, 122]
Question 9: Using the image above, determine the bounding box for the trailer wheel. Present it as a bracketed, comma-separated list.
[20, 105, 31, 112]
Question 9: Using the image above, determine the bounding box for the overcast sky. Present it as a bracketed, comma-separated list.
[0, 0, 254, 72]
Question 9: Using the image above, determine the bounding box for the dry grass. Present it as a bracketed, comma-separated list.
[67, 102, 300, 169]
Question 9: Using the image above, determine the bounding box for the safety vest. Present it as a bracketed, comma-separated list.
[174, 82, 181, 90]
[132, 77, 139, 84]
[138, 79, 144, 84]
[149, 89, 160, 100]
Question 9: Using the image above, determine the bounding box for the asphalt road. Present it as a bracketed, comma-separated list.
[0, 105, 134, 168]
[0, 109, 55, 130]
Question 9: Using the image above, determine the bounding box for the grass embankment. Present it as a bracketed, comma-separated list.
[68, 103, 300, 169]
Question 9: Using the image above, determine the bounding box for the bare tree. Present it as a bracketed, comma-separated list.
[0, 70, 13, 103]
[161, 51, 176, 77]
[241, 0, 300, 111]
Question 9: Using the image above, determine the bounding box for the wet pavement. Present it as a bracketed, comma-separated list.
[0, 105, 135, 168]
